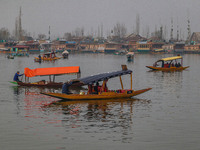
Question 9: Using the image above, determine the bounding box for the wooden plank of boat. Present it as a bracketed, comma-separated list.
[34, 56, 61, 61]
[17, 81, 63, 87]
[42, 88, 152, 100]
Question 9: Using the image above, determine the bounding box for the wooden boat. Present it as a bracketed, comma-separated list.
[151, 49, 165, 54]
[62, 50, 69, 59]
[13, 66, 81, 87]
[7, 54, 14, 59]
[146, 56, 189, 71]
[34, 52, 61, 61]
[126, 52, 134, 61]
[42, 65, 152, 100]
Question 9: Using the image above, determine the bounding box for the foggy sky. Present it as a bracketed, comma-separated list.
[1, 0, 200, 39]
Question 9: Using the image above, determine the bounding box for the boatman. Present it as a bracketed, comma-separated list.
[62, 81, 72, 94]
[13, 71, 24, 82]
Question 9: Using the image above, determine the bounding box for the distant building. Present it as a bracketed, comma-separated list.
[104, 42, 122, 53]
[189, 32, 200, 44]
[184, 44, 200, 53]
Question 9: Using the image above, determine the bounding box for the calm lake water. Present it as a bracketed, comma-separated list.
[0, 52, 200, 150]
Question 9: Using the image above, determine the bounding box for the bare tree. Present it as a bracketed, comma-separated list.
[38, 34, 46, 40]
[136, 14, 140, 35]
[74, 27, 84, 37]
[113, 22, 127, 38]
[0, 28, 10, 40]
[63, 32, 72, 40]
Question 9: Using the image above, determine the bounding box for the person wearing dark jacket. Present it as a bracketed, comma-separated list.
[13, 71, 24, 82]
[62, 81, 72, 94]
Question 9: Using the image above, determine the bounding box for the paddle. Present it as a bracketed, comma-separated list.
[9, 81, 18, 85]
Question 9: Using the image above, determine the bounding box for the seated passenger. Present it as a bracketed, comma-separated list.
[93, 82, 99, 94]
[88, 84, 93, 94]
[177, 62, 181, 67]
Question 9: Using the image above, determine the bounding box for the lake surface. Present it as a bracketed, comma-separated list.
[0, 53, 200, 150]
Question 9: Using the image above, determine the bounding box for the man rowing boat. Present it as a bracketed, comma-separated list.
[13, 71, 24, 82]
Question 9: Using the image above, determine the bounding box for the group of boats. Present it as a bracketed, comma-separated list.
[10, 55, 189, 101]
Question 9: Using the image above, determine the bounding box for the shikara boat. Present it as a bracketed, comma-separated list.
[146, 56, 189, 71]
[13, 66, 81, 87]
[42, 65, 152, 100]
[151, 49, 165, 54]
[34, 52, 61, 61]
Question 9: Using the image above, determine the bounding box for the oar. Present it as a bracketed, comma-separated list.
[9, 81, 18, 85]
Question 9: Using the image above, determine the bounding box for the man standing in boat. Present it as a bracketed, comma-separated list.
[13, 71, 24, 82]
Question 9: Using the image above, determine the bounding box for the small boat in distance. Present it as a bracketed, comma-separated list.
[42, 65, 152, 100]
[146, 55, 189, 71]
[12, 66, 81, 88]
[34, 52, 61, 61]
[62, 50, 69, 58]
[126, 52, 134, 61]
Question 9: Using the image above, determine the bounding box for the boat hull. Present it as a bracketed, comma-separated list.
[34, 57, 61, 61]
[42, 88, 152, 100]
[17, 81, 63, 88]
[146, 66, 189, 71]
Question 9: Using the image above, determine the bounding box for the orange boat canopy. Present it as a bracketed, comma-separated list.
[24, 66, 80, 77]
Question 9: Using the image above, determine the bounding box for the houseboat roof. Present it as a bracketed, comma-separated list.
[13, 45, 29, 48]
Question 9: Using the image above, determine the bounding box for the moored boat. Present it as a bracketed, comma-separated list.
[146, 55, 189, 71]
[42, 65, 152, 100]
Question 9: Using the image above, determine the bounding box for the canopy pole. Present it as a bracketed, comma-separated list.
[102, 80, 106, 92]
[130, 73, 132, 90]
[119, 76, 124, 90]
[181, 58, 183, 66]
[49, 75, 51, 82]
[53, 75, 55, 82]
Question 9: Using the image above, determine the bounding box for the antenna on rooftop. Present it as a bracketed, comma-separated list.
[170, 18, 173, 41]
[48, 26, 51, 40]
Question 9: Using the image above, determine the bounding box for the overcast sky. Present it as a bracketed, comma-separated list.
[1, 0, 200, 39]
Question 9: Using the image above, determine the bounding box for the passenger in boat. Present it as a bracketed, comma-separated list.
[164, 62, 169, 68]
[38, 54, 41, 62]
[177, 62, 181, 67]
[13, 71, 24, 82]
[51, 51, 55, 58]
[93, 82, 99, 94]
[104, 83, 108, 92]
[88, 84, 93, 94]
[62, 81, 72, 94]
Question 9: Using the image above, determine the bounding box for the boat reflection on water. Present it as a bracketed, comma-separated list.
[11, 85, 152, 143]
[42, 98, 151, 133]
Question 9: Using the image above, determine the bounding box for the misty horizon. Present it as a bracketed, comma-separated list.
[1, 0, 200, 40]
